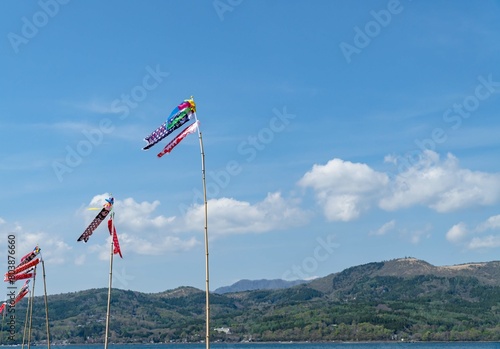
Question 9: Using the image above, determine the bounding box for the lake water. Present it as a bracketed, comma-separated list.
[22, 342, 500, 349]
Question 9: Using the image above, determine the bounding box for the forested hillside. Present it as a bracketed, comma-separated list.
[5, 258, 500, 344]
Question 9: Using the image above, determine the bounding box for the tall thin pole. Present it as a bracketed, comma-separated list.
[22, 292, 30, 349]
[0, 306, 5, 344]
[41, 260, 51, 349]
[194, 107, 210, 349]
[104, 216, 114, 349]
[27, 268, 37, 349]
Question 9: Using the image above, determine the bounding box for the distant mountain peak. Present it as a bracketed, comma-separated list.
[156, 286, 202, 298]
[214, 278, 308, 294]
[307, 258, 500, 296]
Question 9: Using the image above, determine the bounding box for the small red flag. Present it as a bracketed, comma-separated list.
[107, 218, 123, 258]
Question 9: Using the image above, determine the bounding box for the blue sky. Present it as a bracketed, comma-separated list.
[1, 0, 500, 296]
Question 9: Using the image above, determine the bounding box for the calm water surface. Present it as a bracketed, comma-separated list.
[30, 342, 500, 349]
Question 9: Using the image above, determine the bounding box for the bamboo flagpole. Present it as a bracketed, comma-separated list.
[76, 195, 119, 347]
[104, 211, 115, 349]
[41, 258, 51, 349]
[0, 306, 5, 345]
[193, 104, 210, 349]
[27, 267, 36, 349]
[144, 97, 210, 348]
[21, 291, 30, 349]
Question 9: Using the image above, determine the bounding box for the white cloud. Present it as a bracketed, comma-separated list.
[80, 194, 194, 258]
[119, 235, 198, 256]
[0, 221, 72, 265]
[446, 214, 500, 250]
[446, 222, 468, 243]
[90, 233, 199, 261]
[467, 236, 500, 250]
[298, 158, 389, 221]
[183, 192, 308, 237]
[80, 192, 308, 258]
[476, 215, 500, 232]
[299, 151, 500, 222]
[381, 151, 500, 212]
[370, 220, 396, 236]
[114, 197, 175, 231]
[21, 232, 72, 265]
[383, 154, 398, 165]
[82, 194, 176, 232]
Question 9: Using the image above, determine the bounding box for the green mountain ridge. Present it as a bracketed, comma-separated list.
[214, 279, 308, 294]
[8, 257, 500, 344]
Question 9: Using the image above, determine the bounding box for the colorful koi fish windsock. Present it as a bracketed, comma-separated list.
[4, 268, 34, 282]
[143, 98, 196, 150]
[157, 120, 199, 158]
[77, 197, 114, 243]
[7, 279, 31, 305]
[4, 248, 40, 283]
[19, 245, 40, 267]
[107, 217, 123, 258]
[4, 246, 40, 283]
[14, 281, 30, 304]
